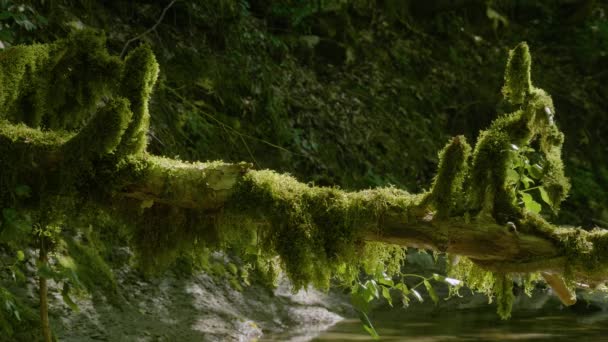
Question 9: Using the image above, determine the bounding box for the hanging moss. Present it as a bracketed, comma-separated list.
[494, 273, 515, 320]
[226, 169, 419, 290]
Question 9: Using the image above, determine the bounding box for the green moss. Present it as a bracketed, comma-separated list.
[502, 42, 532, 106]
[0, 43, 50, 126]
[61, 98, 132, 158]
[427, 135, 471, 218]
[447, 257, 514, 319]
[467, 43, 570, 226]
[226, 169, 418, 290]
[116, 45, 160, 156]
[447, 257, 495, 297]
[0, 30, 123, 130]
[494, 273, 514, 320]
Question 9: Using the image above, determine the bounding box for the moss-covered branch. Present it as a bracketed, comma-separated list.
[1, 33, 607, 318]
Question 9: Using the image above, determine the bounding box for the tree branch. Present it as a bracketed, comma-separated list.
[120, 0, 178, 59]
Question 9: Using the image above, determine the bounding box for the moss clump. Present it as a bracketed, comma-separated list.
[427, 135, 471, 218]
[61, 98, 132, 158]
[494, 273, 515, 320]
[467, 42, 570, 224]
[0, 30, 123, 130]
[502, 42, 532, 106]
[115, 44, 160, 156]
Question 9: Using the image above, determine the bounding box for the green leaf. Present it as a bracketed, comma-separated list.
[363, 324, 380, 340]
[527, 163, 544, 179]
[520, 175, 534, 189]
[359, 311, 380, 340]
[411, 289, 423, 302]
[16, 250, 24, 262]
[538, 187, 553, 207]
[401, 293, 410, 307]
[506, 168, 519, 184]
[395, 282, 410, 295]
[364, 280, 379, 300]
[521, 192, 541, 213]
[424, 280, 438, 304]
[381, 286, 393, 307]
[378, 275, 394, 287]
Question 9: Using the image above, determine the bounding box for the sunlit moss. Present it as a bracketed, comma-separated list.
[502, 42, 531, 105]
[61, 98, 132, 158]
[226, 169, 418, 290]
[116, 44, 160, 156]
[427, 135, 471, 218]
[494, 273, 514, 320]
[467, 42, 570, 225]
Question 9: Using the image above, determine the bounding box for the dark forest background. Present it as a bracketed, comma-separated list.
[2, 0, 606, 227]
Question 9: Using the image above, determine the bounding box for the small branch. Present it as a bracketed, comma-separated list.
[542, 272, 577, 306]
[120, 0, 178, 59]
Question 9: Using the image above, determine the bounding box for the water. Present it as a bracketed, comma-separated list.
[312, 302, 608, 341]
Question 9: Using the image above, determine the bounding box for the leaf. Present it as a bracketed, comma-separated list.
[411, 288, 423, 302]
[527, 163, 544, 179]
[350, 291, 369, 313]
[16, 250, 24, 262]
[395, 282, 410, 295]
[378, 276, 394, 287]
[506, 168, 519, 184]
[364, 280, 379, 300]
[401, 293, 410, 307]
[521, 192, 541, 213]
[433, 273, 461, 286]
[363, 324, 380, 340]
[539, 187, 553, 207]
[424, 280, 438, 304]
[520, 175, 534, 189]
[359, 311, 380, 340]
[444, 277, 462, 286]
[381, 286, 393, 307]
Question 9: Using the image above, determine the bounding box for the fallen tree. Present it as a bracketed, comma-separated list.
[1, 30, 606, 339]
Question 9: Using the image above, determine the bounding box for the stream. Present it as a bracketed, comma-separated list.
[313, 306, 608, 341]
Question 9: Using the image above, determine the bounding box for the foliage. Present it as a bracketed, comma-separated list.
[0, 0, 607, 339]
[0, 0, 47, 48]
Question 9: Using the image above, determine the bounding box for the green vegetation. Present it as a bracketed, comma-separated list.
[0, 1, 607, 340]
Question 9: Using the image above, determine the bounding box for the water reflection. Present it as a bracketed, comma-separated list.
[312, 303, 608, 341]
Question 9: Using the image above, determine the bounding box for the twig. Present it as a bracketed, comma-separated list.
[163, 85, 306, 157]
[120, 0, 178, 59]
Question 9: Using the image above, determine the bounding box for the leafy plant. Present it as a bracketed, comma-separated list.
[0, 0, 47, 48]
[350, 269, 462, 338]
[507, 143, 554, 214]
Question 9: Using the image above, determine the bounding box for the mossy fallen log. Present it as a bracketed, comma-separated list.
[1, 32, 605, 323]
